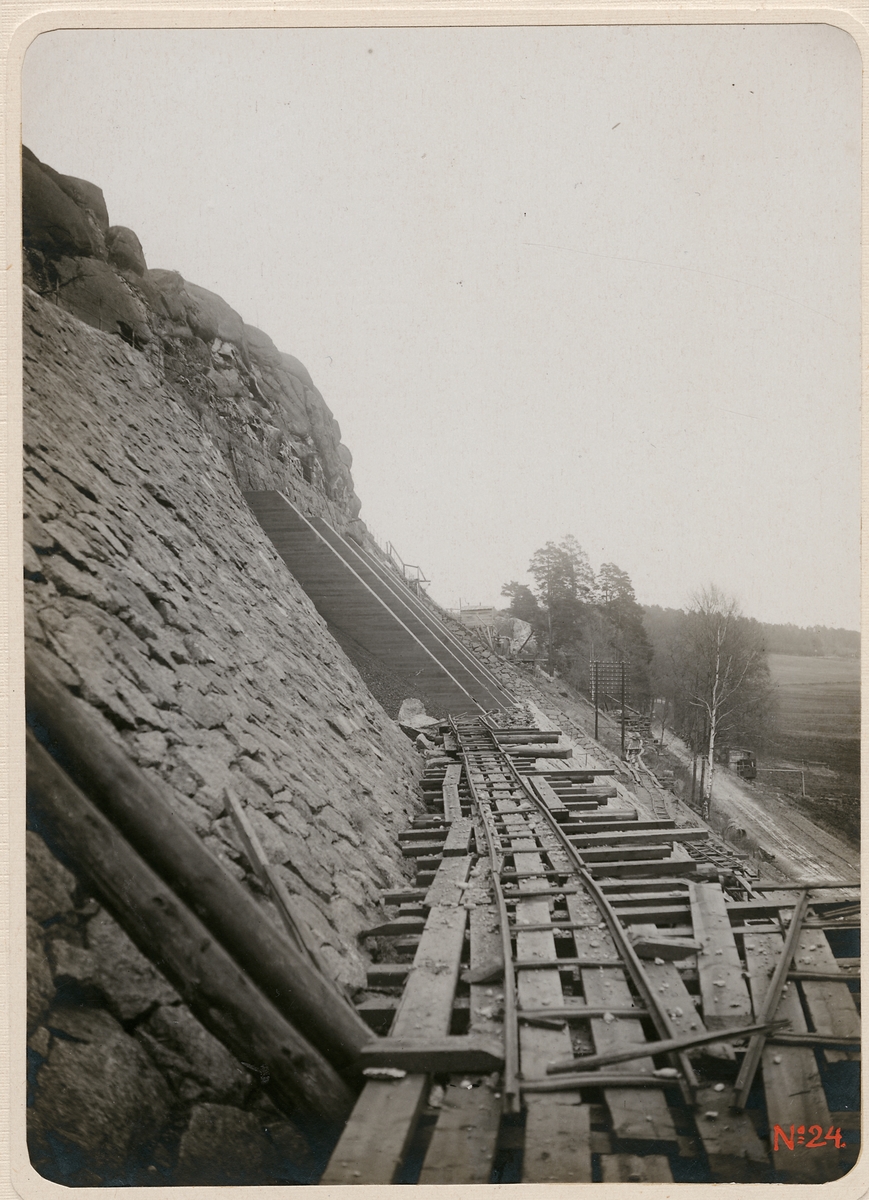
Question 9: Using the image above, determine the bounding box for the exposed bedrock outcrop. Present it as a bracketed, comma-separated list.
[22, 151, 422, 1184]
[22, 146, 363, 528]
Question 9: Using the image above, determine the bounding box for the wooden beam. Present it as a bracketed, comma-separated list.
[512, 834, 593, 1182]
[323, 856, 471, 1184]
[570, 827, 707, 847]
[26, 734, 355, 1123]
[358, 1035, 503, 1073]
[587, 859, 700, 878]
[360, 918, 427, 938]
[25, 659, 372, 1070]
[581, 967, 677, 1143]
[601, 1155, 673, 1182]
[742, 929, 839, 1182]
[319, 1075, 429, 1185]
[734, 891, 810, 1109]
[417, 1081, 502, 1184]
[527, 776, 568, 818]
[442, 817, 474, 857]
[690, 881, 753, 1029]
[547, 1018, 781, 1074]
[791, 928, 861, 1064]
[505, 745, 573, 759]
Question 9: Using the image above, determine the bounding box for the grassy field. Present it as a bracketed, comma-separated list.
[763, 653, 860, 841]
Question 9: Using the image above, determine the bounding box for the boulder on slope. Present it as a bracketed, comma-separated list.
[106, 226, 147, 276]
[22, 153, 102, 260]
[52, 256, 151, 344]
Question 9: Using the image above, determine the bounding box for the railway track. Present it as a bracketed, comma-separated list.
[321, 713, 860, 1185]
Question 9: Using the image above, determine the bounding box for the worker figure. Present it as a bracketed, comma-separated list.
[625, 729, 642, 764]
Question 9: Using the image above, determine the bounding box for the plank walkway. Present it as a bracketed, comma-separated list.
[326, 713, 859, 1185]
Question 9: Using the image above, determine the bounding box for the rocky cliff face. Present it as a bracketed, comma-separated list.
[22, 152, 421, 1184]
[23, 146, 363, 533]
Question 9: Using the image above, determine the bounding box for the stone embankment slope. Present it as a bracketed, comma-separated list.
[22, 152, 423, 1185]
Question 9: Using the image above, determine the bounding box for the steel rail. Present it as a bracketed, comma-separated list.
[511, 760, 699, 1097]
[460, 718, 699, 1099]
[451, 720, 521, 1114]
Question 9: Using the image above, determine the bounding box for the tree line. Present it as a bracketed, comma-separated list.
[501, 536, 653, 703]
[502, 538, 775, 816]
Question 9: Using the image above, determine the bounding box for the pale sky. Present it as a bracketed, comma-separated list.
[21, 25, 861, 628]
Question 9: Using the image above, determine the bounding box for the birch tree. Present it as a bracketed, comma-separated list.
[685, 586, 770, 819]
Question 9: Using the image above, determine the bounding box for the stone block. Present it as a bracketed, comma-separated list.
[26, 831, 77, 923]
[136, 1004, 250, 1104]
[176, 1104, 277, 1185]
[86, 909, 179, 1021]
[27, 918, 54, 1033]
[30, 1007, 171, 1176]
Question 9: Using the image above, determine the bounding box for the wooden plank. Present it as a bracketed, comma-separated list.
[424, 854, 472, 907]
[610, 888, 689, 903]
[631, 935, 700, 961]
[494, 731, 562, 743]
[733, 891, 811, 1109]
[418, 856, 503, 1185]
[417, 1082, 502, 1184]
[324, 856, 470, 1184]
[611, 903, 691, 924]
[523, 1097, 592, 1182]
[442, 817, 473, 857]
[402, 839, 448, 857]
[562, 819, 672, 834]
[523, 768, 617, 778]
[638, 955, 768, 1179]
[690, 881, 753, 1029]
[512, 839, 593, 1181]
[570, 827, 707, 847]
[743, 930, 839, 1182]
[601, 1154, 673, 1182]
[355, 995, 398, 1033]
[391, 906, 468, 1036]
[694, 1084, 771, 1181]
[602, 879, 691, 895]
[399, 828, 449, 842]
[578, 845, 674, 863]
[358, 1034, 503, 1073]
[381, 889, 426, 905]
[320, 1076, 429, 1184]
[505, 745, 573, 758]
[587, 859, 699, 878]
[360, 917, 427, 938]
[442, 762, 463, 822]
[563, 786, 617, 799]
[580, 967, 677, 1143]
[367, 963, 411, 989]
[793, 930, 860, 1063]
[528, 776, 568, 817]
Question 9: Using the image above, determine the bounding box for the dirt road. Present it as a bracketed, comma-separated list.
[521, 675, 859, 884]
[662, 732, 859, 882]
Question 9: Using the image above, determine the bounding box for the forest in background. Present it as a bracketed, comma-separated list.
[646, 607, 859, 659]
[501, 537, 858, 816]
